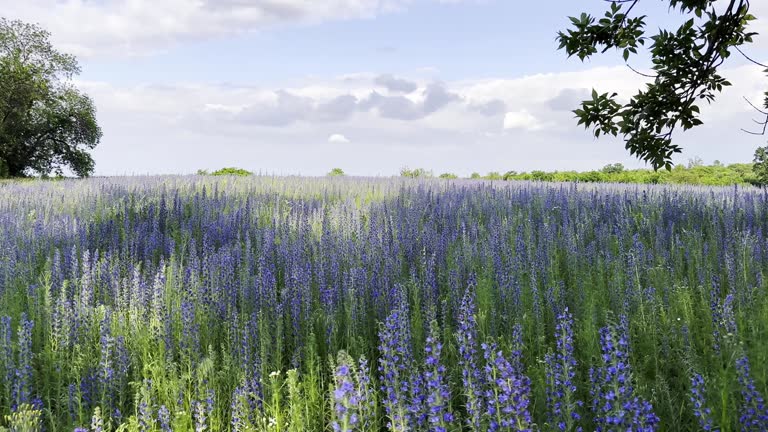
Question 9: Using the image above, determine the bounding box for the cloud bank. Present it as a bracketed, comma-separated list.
[76, 63, 768, 176]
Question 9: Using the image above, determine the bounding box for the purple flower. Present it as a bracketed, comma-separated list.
[590, 318, 658, 431]
[158, 405, 172, 432]
[378, 306, 412, 431]
[690, 373, 718, 432]
[193, 399, 208, 432]
[424, 321, 454, 432]
[736, 356, 768, 431]
[456, 286, 485, 430]
[357, 356, 376, 430]
[332, 354, 360, 432]
[91, 406, 104, 432]
[1, 316, 13, 402]
[545, 307, 582, 432]
[482, 341, 533, 432]
[12, 314, 34, 411]
[138, 400, 153, 432]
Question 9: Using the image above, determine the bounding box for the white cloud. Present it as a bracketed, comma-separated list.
[503, 110, 541, 131]
[76, 62, 768, 176]
[328, 133, 351, 143]
[1, 0, 462, 58]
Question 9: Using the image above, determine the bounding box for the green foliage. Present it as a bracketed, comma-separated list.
[399, 167, 433, 178]
[530, 170, 554, 182]
[0, 18, 101, 178]
[753, 145, 768, 186]
[469, 172, 481, 179]
[504, 162, 758, 186]
[3, 404, 41, 432]
[210, 167, 252, 176]
[328, 167, 346, 177]
[557, 1, 765, 170]
[438, 172, 458, 179]
[601, 163, 624, 174]
[196, 169, 209, 176]
[502, 170, 518, 180]
[484, 171, 503, 180]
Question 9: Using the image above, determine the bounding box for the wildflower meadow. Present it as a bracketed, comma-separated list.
[0, 176, 766, 431]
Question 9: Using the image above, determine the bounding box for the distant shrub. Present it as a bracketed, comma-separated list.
[328, 168, 346, 177]
[196, 169, 209, 176]
[400, 167, 433, 178]
[502, 171, 518, 180]
[439, 173, 458, 179]
[484, 171, 503, 180]
[601, 163, 624, 174]
[469, 172, 481, 179]
[210, 167, 252, 176]
[498, 163, 755, 186]
[530, 170, 554, 182]
[578, 171, 604, 182]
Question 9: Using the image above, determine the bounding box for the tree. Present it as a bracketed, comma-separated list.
[400, 167, 433, 178]
[754, 145, 768, 186]
[557, 1, 765, 170]
[438, 172, 458, 179]
[687, 156, 705, 168]
[502, 170, 518, 180]
[0, 18, 101, 178]
[530, 170, 554, 182]
[601, 163, 624, 174]
[210, 167, 252, 176]
[328, 167, 346, 176]
[485, 171, 503, 180]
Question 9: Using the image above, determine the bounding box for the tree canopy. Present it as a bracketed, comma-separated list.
[557, 0, 766, 170]
[0, 18, 101, 178]
[753, 145, 768, 185]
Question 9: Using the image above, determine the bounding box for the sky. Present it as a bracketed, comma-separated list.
[3, 0, 768, 176]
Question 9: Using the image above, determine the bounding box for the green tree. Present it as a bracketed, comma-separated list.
[601, 163, 624, 174]
[530, 170, 554, 182]
[328, 167, 345, 176]
[438, 172, 458, 179]
[469, 172, 481, 179]
[502, 170, 518, 180]
[484, 171, 502, 180]
[754, 145, 768, 186]
[557, 1, 765, 170]
[211, 167, 252, 176]
[0, 18, 101, 177]
[400, 167, 433, 178]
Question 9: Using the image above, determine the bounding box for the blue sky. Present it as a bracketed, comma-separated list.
[5, 0, 768, 176]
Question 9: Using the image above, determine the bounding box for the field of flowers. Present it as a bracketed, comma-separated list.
[0, 176, 767, 431]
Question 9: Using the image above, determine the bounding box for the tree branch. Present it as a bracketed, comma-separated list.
[743, 96, 768, 115]
[741, 114, 768, 135]
[626, 64, 657, 78]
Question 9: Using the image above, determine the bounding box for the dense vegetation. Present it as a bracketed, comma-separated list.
[0, 176, 767, 431]
[501, 162, 761, 186]
[401, 162, 763, 186]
